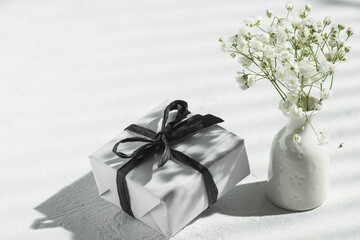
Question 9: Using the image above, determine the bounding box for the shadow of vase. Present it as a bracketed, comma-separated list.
[194, 180, 293, 220]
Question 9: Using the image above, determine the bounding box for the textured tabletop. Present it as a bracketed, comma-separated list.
[1, 0, 360, 239]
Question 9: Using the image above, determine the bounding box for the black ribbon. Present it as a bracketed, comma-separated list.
[112, 100, 223, 217]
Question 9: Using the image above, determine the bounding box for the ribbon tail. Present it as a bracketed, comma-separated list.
[171, 149, 218, 206]
[116, 144, 157, 217]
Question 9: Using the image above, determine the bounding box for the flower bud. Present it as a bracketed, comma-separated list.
[323, 16, 331, 26]
[266, 9, 273, 18]
[346, 27, 354, 37]
[324, 51, 336, 62]
[286, 2, 294, 11]
[338, 24, 345, 31]
[331, 25, 338, 34]
[293, 133, 301, 144]
[337, 49, 346, 61]
[220, 41, 230, 52]
[235, 72, 249, 90]
[299, 10, 308, 19]
[336, 39, 344, 48]
[317, 21, 323, 28]
[255, 16, 262, 26]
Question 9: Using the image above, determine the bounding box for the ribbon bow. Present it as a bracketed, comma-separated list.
[112, 100, 223, 217]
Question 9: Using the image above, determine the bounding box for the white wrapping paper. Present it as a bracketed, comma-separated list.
[89, 100, 250, 237]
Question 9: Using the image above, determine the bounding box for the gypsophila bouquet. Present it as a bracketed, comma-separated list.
[220, 2, 353, 144]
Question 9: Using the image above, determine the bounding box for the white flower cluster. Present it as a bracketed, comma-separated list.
[220, 2, 353, 144]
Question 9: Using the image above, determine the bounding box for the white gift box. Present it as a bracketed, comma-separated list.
[89, 100, 250, 237]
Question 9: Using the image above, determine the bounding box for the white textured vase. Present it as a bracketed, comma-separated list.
[267, 113, 329, 211]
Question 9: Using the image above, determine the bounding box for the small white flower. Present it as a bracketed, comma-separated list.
[285, 76, 301, 91]
[263, 45, 275, 59]
[320, 88, 331, 100]
[302, 17, 314, 27]
[278, 18, 292, 30]
[299, 7, 309, 19]
[291, 19, 302, 29]
[228, 35, 237, 43]
[336, 39, 345, 48]
[346, 27, 354, 37]
[247, 76, 256, 87]
[318, 129, 330, 145]
[319, 61, 330, 73]
[266, 9, 273, 18]
[220, 41, 231, 52]
[292, 105, 305, 118]
[279, 100, 290, 116]
[286, 90, 300, 102]
[293, 133, 301, 144]
[238, 56, 252, 68]
[303, 28, 311, 39]
[324, 51, 336, 62]
[239, 26, 251, 37]
[338, 23, 346, 31]
[317, 21, 323, 28]
[251, 40, 263, 51]
[236, 38, 248, 51]
[279, 50, 291, 61]
[243, 17, 256, 27]
[279, 100, 305, 118]
[258, 33, 270, 44]
[323, 16, 331, 25]
[313, 33, 323, 44]
[273, 26, 288, 43]
[255, 16, 262, 25]
[330, 24, 337, 33]
[235, 71, 248, 90]
[274, 65, 287, 81]
[276, 42, 292, 52]
[329, 63, 336, 73]
[299, 58, 317, 79]
[285, 2, 294, 11]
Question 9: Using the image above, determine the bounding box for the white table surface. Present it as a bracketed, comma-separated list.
[1, 0, 360, 239]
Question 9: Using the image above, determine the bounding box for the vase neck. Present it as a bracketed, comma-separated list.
[286, 112, 317, 130]
[287, 117, 307, 130]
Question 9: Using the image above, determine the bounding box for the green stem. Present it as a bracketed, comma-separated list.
[271, 81, 286, 101]
[330, 73, 334, 89]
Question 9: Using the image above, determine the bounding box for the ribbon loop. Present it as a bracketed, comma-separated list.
[112, 100, 224, 217]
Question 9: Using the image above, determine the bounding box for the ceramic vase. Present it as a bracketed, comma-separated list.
[267, 110, 329, 211]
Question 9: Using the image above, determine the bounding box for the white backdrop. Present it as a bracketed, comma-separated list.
[1, 0, 360, 239]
